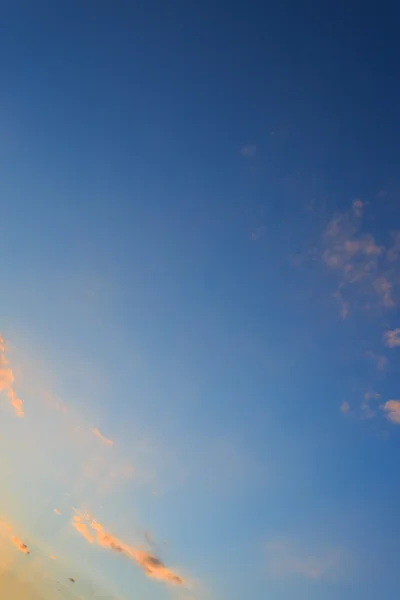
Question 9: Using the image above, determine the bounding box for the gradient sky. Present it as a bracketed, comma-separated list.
[1, 2, 400, 599]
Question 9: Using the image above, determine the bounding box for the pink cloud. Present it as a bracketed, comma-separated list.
[321, 203, 399, 315]
[384, 329, 400, 348]
[352, 199, 364, 217]
[374, 277, 395, 307]
[382, 400, 400, 424]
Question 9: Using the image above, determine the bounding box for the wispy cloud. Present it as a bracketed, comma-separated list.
[241, 145, 256, 157]
[387, 231, 400, 262]
[352, 199, 364, 218]
[373, 276, 395, 307]
[72, 511, 184, 586]
[367, 351, 388, 371]
[145, 531, 154, 545]
[382, 400, 400, 424]
[360, 391, 381, 420]
[340, 391, 387, 421]
[92, 427, 114, 446]
[0, 336, 24, 417]
[0, 334, 189, 597]
[250, 226, 264, 241]
[43, 391, 68, 414]
[265, 537, 341, 581]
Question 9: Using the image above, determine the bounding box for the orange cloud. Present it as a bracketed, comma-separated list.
[92, 428, 114, 446]
[0, 521, 29, 554]
[72, 512, 183, 586]
[0, 336, 24, 417]
[382, 400, 400, 424]
[384, 329, 400, 348]
[11, 536, 29, 554]
[72, 515, 94, 544]
[0, 521, 12, 535]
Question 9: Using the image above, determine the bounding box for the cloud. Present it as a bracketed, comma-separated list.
[384, 328, 400, 348]
[0, 521, 29, 554]
[72, 512, 183, 586]
[340, 401, 350, 413]
[323, 230, 382, 274]
[367, 351, 388, 371]
[11, 536, 29, 554]
[145, 531, 154, 545]
[241, 145, 256, 157]
[265, 538, 340, 581]
[92, 427, 114, 446]
[250, 227, 264, 241]
[43, 392, 68, 414]
[360, 391, 381, 420]
[387, 231, 400, 262]
[352, 199, 364, 218]
[333, 289, 349, 319]
[321, 202, 399, 315]
[382, 400, 400, 424]
[0, 336, 24, 417]
[53, 508, 61, 516]
[373, 276, 395, 307]
[72, 514, 94, 544]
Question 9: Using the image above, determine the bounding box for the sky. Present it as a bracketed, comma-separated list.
[1, 1, 400, 599]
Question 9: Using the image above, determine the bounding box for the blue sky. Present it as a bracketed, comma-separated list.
[1, 2, 400, 599]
